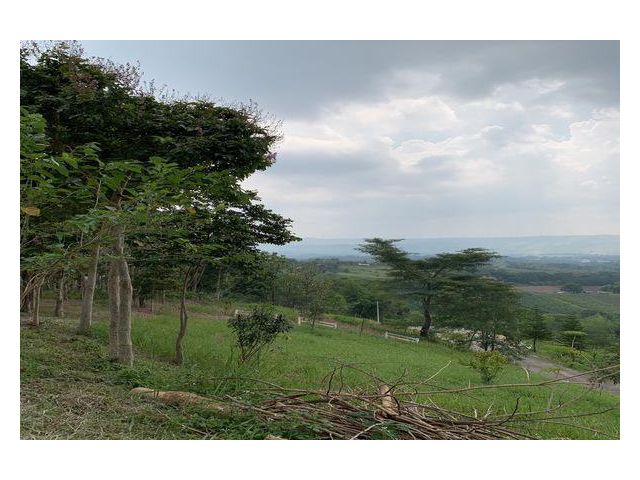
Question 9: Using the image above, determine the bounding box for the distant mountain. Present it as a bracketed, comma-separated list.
[261, 235, 620, 259]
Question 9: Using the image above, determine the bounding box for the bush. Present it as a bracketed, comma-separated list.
[462, 351, 509, 384]
[227, 306, 292, 364]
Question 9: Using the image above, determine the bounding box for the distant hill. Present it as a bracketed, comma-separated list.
[261, 235, 620, 259]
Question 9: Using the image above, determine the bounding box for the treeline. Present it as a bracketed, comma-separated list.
[482, 269, 620, 286]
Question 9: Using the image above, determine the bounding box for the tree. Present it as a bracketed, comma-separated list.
[20, 42, 298, 366]
[281, 263, 331, 329]
[358, 239, 498, 337]
[20, 108, 95, 326]
[522, 308, 551, 352]
[558, 314, 587, 350]
[437, 277, 521, 352]
[225, 253, 291, 303]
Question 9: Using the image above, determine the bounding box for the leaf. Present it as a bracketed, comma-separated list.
[186, 207, 196, 215]
[61, 152, 78, 169]
[21, 206, 41, 216]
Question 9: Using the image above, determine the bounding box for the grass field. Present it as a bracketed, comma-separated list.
[518, 292, 620, 315]
[20, 299, 619, 439]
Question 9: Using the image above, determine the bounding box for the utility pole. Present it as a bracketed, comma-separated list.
[376, 301, 380, 323]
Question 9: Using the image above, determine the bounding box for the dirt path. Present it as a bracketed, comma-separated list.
[518, 354, 619, 395]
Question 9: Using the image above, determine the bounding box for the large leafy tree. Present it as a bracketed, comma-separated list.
[20, 42, 298, 365]
[358, 238, 499, 337]
[437, 277, 521, 351]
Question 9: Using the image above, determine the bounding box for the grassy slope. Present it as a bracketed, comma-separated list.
[518, 292, 620, 316]
[21, 300, 619, 439]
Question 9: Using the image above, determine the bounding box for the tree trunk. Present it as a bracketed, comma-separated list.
[79, 245, 100, 334]
[175, 268, 191, 365]
[21, 272, 32, 313]
[215, 267, 223, 301]
[107, 257, 121, 360]
[21, 291, 32, 314]
[117, 246, 134, 367]
[420, 296, 433, 337]
[53, 270, 65, 317]
[29, 280, 42, 326]
[191, 263, 206, 293]
[107, 225, 134, 366]
[532, 337, 537, 353]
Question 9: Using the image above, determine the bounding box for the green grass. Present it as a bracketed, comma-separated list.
[519, 292, 620, 315]
[21, 299, 620, 439]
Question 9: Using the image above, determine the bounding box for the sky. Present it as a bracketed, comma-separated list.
[82, 41, 620, 239]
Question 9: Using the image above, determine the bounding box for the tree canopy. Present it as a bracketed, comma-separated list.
[20, 41, 298, 365]
[358, 238, 499, 336]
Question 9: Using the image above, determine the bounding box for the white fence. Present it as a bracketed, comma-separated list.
[384, 331, 420, 344]
[297, 316, 338, 329]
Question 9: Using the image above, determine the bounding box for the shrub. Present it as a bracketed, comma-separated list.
[462, 351, 509, 384]
[585, 349, 620, 384]
[227, 306, 292, 364]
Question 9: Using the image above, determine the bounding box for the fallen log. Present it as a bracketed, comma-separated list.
[131, 387, 226, 412]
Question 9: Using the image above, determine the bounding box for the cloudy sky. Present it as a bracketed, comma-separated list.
[83, 41, 620, 239]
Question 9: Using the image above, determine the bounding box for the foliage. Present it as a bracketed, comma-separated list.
[581, 315, 618, 348]
[522, 308, 552, 352]
[278, 263, 332, 325]
[558, 330, 587, 350]
[20, 41, 298, 361]
[358, 238, 498, 336]
[462, 351, 509, 384]
[437, 277, 521, 351]
[228, 306, 292, 363]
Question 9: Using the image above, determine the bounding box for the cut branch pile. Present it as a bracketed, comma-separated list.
[131, 363, 619, 440]
[226, 387, 531, 439]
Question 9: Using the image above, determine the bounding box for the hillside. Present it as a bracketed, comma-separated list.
[21, 299, 620, 440]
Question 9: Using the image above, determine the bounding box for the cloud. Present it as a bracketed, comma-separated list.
[244, 55, 619, 237]
[80, 40, 619, 238]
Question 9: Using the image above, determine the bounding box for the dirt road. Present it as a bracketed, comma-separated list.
[518, 354, 619, 395]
